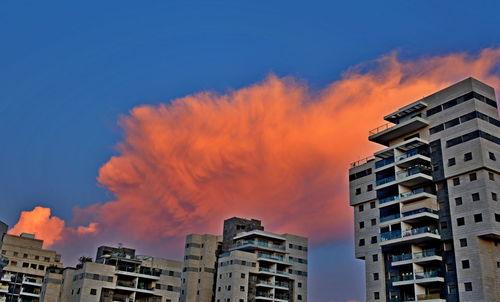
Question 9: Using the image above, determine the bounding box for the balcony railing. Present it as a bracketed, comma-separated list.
[402, 208, 438, 217]
[381, 226, 440, 242]
[378, 188, 427, 204]
[376, 175, 396, 186]
[396, 166, 432, 180]
[256, 280, 289, 288]
[375, 157, 395, 169]
[258, 268, 288, 275]
[392, 270, 441, 283]
[391, 248, 438, 262]
[256, 292, 273, 298]
[234, 240, 285, 251]
[350, 155, 375, 168]
[257, 253, 291, 263]
[369, 122, 396, 136]
[117, 280, 136, 288]
[380, 213, 401, 223]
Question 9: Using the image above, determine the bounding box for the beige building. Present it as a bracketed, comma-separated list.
[349, 78, 500, 302]
[0, 233, 63, 302]
[181, 218, 308, 302]
[40, 245, 183, 302]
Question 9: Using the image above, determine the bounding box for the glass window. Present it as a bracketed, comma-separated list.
[474, 213, 483, 223]
[455, 197, 463, 206]
[457, 217, 465, 226]
[464, 152, 473, 161]
[448, 158, 456, 166]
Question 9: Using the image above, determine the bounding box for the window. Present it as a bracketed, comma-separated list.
[370, 201, 376, 209]
[240, 286, 244, 292]
[44, 257, 50, 262]
[371, 236, 377, 244]
[464, 282, 472, 292]
[489, 152, 496, 161]
[359, 221, 364, 229]
[457, 217, 465, 226]
[11, 261, 17, 266]
[22, 262, 29, 268]
[371, 218, 376, 226]
[448, 157, 456, 166]
[472, 193, 480, 201]
[446, 263, 455, 272]
[489, 172, 495, 181]
[227, 285, 231, 291]
[77, 288, 80, 295]
[241, 273, 245, 278]
[448, 284, 457, 294]
[373, 273, 379, 280]
[495, 213, 500, 222]
[455, 197, 463, 206]
[34, 256, 39, 260]
[23, 254, 28, 258]
[13, 252, 18, 257]
[367, 184, 373, 191]
[297, 295, 303, 301]
[453, 178, 460, 186]
[38, 265, 45, 271]
[462, 260, 470, 269]
[90, 289, 97, 295]
[374, 292, 380, 300]
[372, 254, 378, 262]
[440, 221, 448, 229]
[359, 239, 365, 247]
[298, 282, 302, 288]
[464, 152, 473, 161]
[460, 238, 468, 247]
[355, 188, 361, 195]
[474, 213, 483, 223]
[359, 205, 364, 212]
[30, 263, 36, 269]
[469, 173, 477, 181]
[493, 192, 498, 201]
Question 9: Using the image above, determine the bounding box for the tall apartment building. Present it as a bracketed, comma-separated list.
[0, 233, 63, 302]
[41, 245, 182, 302]
[181, 217, 308, 302]
[349, 78, 500, 302]
[0, 221, 8, 279]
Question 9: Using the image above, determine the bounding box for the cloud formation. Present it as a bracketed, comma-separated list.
[10, 48, 500, 252]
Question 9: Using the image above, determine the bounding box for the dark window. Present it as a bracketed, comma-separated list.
[371, 236, 377, 244]
[472, 193, 480, 201]
[373, 273, 379, 280]
[474, 213, 483, 223]
[489, 172, 495, 181]
[457, 217, 465, 226]
[359, 205, 364, 212]
[448, 158, 456, 166]
[493, 192, 498, 201]
[455, 197, 463, 206]
[453, 178, 460, 186]
[298, 295, 303, 301]
[372, 254, 378, 262]
[440, 221, 448, 229]
[90, 289, 97, 295]
[359, 221, 364, 229]
[23, 254, 28, 258]
[298, 282, 302, 288]
[370, 201, 376, 209]
[460, 238, 468, 247]
[371, 218, 376, 226]
[464, 282, 472, 292]
[430, 124, 444, 135]
[464, 152, 473, 161]
[241, 273, 245, 278]
[489, 152, 497, 161]
[367, 184, 373, 192]
[355, 188, 361, 195]
[240, 286, 244, 292]
[496, 214, 500, 222]
[462, 260, 470, 269]
[445, 118, 460, 128]
[374, 292, 380, 300]
[359, 239, 365, 246]
[469, 173, 477, 181]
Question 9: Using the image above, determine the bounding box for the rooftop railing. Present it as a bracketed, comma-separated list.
[350, 155, 375, 168]
[369, 122, 396, 136]
[234, 240, 285, 251]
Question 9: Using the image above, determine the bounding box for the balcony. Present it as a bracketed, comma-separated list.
[392, 249, 442, 266]
[256, 292, 274, 300]
[369, 115, 429, 146]
[379, 188, 436, 207]
[232, 240, 285, 252]
[258, 267, 289, 276]
[116, 280, 136, 289]
[396, 149, 431, 169]
[392, 270, 444, 286]
[380, 213, 401, 223]
[23, 277, 42, 287]
[375, 157, 395, 169]
[416, 293, 445, 301]
[375, 175, 396, 187]
[256, 280, 289, 289]
[381, 226, 440, 246]
[401, 208, 439, 224]
[396, 166, 432, 187]
[257, 253, 291, 265]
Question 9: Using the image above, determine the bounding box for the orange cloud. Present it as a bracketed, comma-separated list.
[10, 48, 500, 251]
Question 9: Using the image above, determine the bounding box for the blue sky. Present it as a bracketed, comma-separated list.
[1, 1, 500, 301]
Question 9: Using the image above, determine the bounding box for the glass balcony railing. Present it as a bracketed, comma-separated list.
[375, 157, 395, 169]
[396, 166, 432, 180]
[379, 188, 426, 204]
[376, 175, 396, 186]
[380, 213, 401, 223]
[391, 273, 414, 282]
[391, 249, 438, 262]
[256, 292, 273, 298]
[396, 148, 429, 161]
[257, 253, 291, 263]
[233, 240, 285, 251]
[415, 270, 441, 279]
[256, 280, 289, 288]
[402, 208, 438, 217]
[381, 226, 439, 242]
[259, 268, 288, 275]
[417, 293, 442, 300]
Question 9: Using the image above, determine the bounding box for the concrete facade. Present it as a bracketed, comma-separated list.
[0, 233, 63, 302]
[349, 78, 500, 302]
[181, 218, 308, 302]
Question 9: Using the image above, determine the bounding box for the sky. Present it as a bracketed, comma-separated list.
[1, 1, 500, 301]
